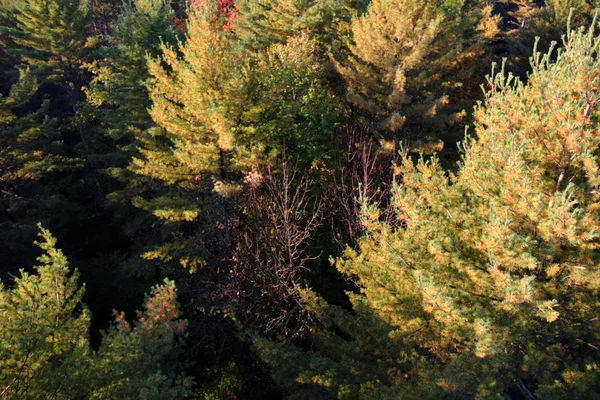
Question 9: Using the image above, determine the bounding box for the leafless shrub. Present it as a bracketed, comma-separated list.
[326, 123, 399, 250]
[228, 160, 322, 339]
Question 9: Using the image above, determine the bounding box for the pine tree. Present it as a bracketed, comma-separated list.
[0, 0, 121, 274]
[0, 0, 103, 167]
[122, 2, 247, 278]
[0, 0, 96, 83]
[241, 31, 344, 168]
[0, 0, 20, 95]
[0, 67, 84, 272]
[334, 0, 498, 143]
[255, 20, 600, 399]
[90, 0, 122, 38]
[86, 0, 177, 134]
[0, 224, 192, 398]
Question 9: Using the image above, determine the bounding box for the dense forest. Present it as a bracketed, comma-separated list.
[2, 0, 600, 398]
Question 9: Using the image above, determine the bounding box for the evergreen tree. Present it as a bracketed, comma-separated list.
[0, 68, 84, 272]
[0, 0, 20, 95]
[81, 0, 180, 295]
[0, 0, 97, 84]
[0, 0, 119, 275]
[86, 0, 177, 135]
[0, 225, 192, 398]
[241, 31, 344, 168]
[334, 0, 498, 143]
[0, 0, 102, 166]
[90, 0, 122, 38]
[255, 20, 600, 399]
[124, 2, 247, 278]
[0, 47, 16, 96]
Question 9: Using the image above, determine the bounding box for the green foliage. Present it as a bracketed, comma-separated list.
[255, 20, 600, 399]
[0, 68, 78, 188]
[6, 1, 600, 398]
[91, 280, 193, 399]
[234, 0, 367, 53]
[198, 361, 246, 400]
[241, 32, 344, 168]
[144, 4, 248, 182]
[0, 224, 192, 399]
[0, 6, 18, 96]
[0, 224, 91, 398]
[143, 2, 343, 182]
[117, 4, 244, 278]
[0, 0, 97, 83]
[0, 67, 85, 270]
[0, 67, 38, 127]
[86, 0, 177, 133]
[90, 0, 122, 37]
[81, 0, 178, 178]
[0, 0, 114, 272]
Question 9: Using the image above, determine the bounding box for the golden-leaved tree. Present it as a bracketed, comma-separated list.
[335, 0, 499, 143]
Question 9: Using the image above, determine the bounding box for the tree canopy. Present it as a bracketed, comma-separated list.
[3, 1, 600, 398]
